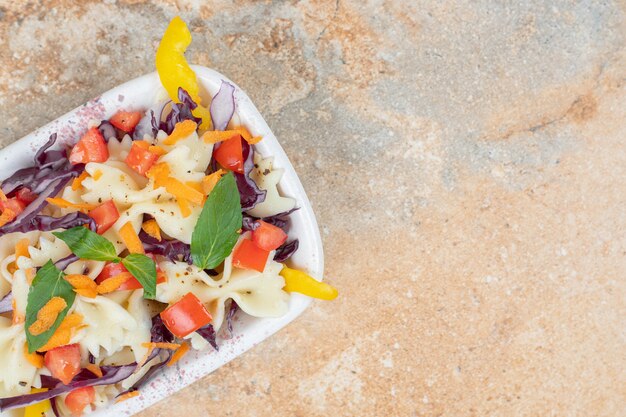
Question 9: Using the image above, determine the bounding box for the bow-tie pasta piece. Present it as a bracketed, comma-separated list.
[0, 318, 38, 398]
[156, 130, 214, 173]
[246, 154, 296, 218]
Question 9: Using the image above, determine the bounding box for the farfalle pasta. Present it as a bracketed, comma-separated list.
[0, 16, 335, 417]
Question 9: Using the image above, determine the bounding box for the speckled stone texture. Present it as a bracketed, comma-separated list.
[1, 0, 625, 416]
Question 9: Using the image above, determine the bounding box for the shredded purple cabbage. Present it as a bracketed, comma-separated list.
[145, 315, 175, 364]
[235, 140, 266, 211]
[1, 133, 81, 196]
[0, 365, 136, 411]
[5, 212, 96, 236]
[0, 292, 12, 314]
[55, 254, 80, 271]
[139, 231, 192, 264]
[196, 324, 218, 351]
[0, 177, 70, 237]
[273, 239, 299, 262]
[116, 351, 172, 398]
[224, 301, 238, 339]
[159, 88, 201, 135]
[98, 121, 117, 142]
[50, 397, 61, 417]
[210, 81, 236, 131]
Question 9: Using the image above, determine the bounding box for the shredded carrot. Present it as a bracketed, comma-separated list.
[185, 181, 203, 194]
[65, 274, 97, 290]
[167, 342, 190, 367]
[234, 126, 253, 142]
[28, 297, 67, 336]
[0, 190, 7, 201]
[163, 177, 204, 205]
[38, 313, 84, 352]
[146, 162, 171, 183]
[119, 222, 145, 254]
[75, 288, 98, 298]
[201, 131, 241, 144]
[71, 171, 90, 191]
[7, 262, 17, 275]
[96, 272, 133, 294]
[163, 120, 197, 145]
[85, 363, 103, 378]
[15, 238, 30, 260]
[141, 219, 162, 241]
[142, 342, 181, 350]
[134, 140, 150, 150]
[23, 344, 44, 368]
[46, 198, 97, 211]
[177, 197, 191, 218]
[247, 135, 263, 144]
[0, 208, 16, 227]
[149, 145, 167, 156]
[116, 391, 140, 403]
[202, 170, 226, 195]
[92, 170, 103, 181]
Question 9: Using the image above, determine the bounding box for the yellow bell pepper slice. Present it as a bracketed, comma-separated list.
[156, 16, 212, 129]
[24, 388, 51, 417]
[279, 266, 338, 300]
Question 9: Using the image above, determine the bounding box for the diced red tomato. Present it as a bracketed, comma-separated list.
[125, 141, 160, 176]
[16, 187, 38, 204]
[96, 255, 165, 291]
[232, 238, 269, 272]
[69, 128, 109, 165]
[44, 344, 81, 385]
[213, 135, 244, 174]
[252, 220, 288, 251]
[160, 292, 212, 338]
[65, 386, 95, 416]
[109, 110, 143, 133]
[0, 198, 26, 216]
[88, 200, 119, 234]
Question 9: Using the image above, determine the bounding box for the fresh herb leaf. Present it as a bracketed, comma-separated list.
[53, 226, 119, 262]
[25, 261, 76, 352]
[191, 173, 242, 269]
[122, 254, 157, 299]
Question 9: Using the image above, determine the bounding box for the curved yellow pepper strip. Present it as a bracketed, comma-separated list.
[279, 266, 338, 300]
[156, 16, 212, 130]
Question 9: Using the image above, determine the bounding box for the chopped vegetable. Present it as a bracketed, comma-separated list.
[16, 188, 38, 204]
[213, 135, 244, 173]
[280, 266, 338, 300]
[71, 171, 89, 191]
[210, 80, 236, 131]
[44, 344, 81, 385]
[234, 140, 266, 210]
[22, 388, 50, 417]
[37, 313, 84, 352]
[160, 292, 212, 338]
[167, 342, 190, 367]
[69, 128, 109, 165]
[46, 198, 97, 211]
[28, 297, 67, 336]
[96, 272, 132, 294]
[109, 110, 143, 133]
[22, 344, 44, 369]
[252, 220, 288, 251]
[119, 222, 145, 254]
[232, 238, 269, 273]
[125, 141, 160, 176]
[84, 364, 102, 378]
[116, 391, 140, 403]
[64, 386, 95, 416]
[15, 238, 30, 259]
[88, 200, 120, 234]
[142, 219, 162, 241]
[163, 120, 197, 145]
[202, 169, 226, 195]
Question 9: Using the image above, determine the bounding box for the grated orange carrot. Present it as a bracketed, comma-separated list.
[71, 171, 90, 191]
[92, 170, 103, 181]
[46, 198, 97, 211]
[149, 145, 167, 156]
[167, 342, 190, 367]
[185, 181, 203, 194]
[177, 197, 191, 218]
[7, 262, 17, 275]
[85, 363, 103, 378]
[38, 313, 84, 352]
[23, 344, 44, 368]
[64, 274, 97, 290]
[146, 162, 171, 183]
[246, 135, 263, 144]
[0, 208, 16, 227]
[15, 238, 30, 260]
[201, 130, 241, 144]
[28, 297, 67, 336]
[116, 391, 140, 403]
[202, 169, 226, 195]
[163, 120, 197, 145]
[96, 272, 132, 294]
[75, 288, 98, 298]
[141, 219, 162, 241]
[142, 342, 181, 350]
[119, 222, 145, 254]
[0, 189, 7, 201]
[163, 177, 204, 205]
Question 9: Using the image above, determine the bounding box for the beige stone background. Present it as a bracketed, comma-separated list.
[1, 0, 625, 416]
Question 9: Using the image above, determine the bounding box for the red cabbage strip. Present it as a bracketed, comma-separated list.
[0, 292, 12, 314]
[50, 397, 61, 417]
[224, 301, 238, 339]
[6, 212, 96, 235]
[116, 351, 172, 398]
[98, 121, 117, 142]
[273, 239, 299, 263]
[196, 324, 218, 351]
[159, 88, 201, 135]
[210, 81, 235, 131]
[0, 365, 136, 411]
[139, 231, 192, 264]
[242, 208, 299, 233]
[55, 254, 79, 271]
[235, 140, 266, 211]
[145, 315, 174, 364]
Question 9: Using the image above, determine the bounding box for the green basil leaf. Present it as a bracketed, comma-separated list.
[191, 172, 242, 270]
[122, 254, 157, 299]
[53, 226, 120, 262]
[25, 260, 76, 353]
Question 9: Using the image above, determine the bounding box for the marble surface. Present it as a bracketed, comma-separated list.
[1, 1, 625, 416]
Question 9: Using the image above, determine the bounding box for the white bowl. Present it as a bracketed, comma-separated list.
[0, 66, 324, 416]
